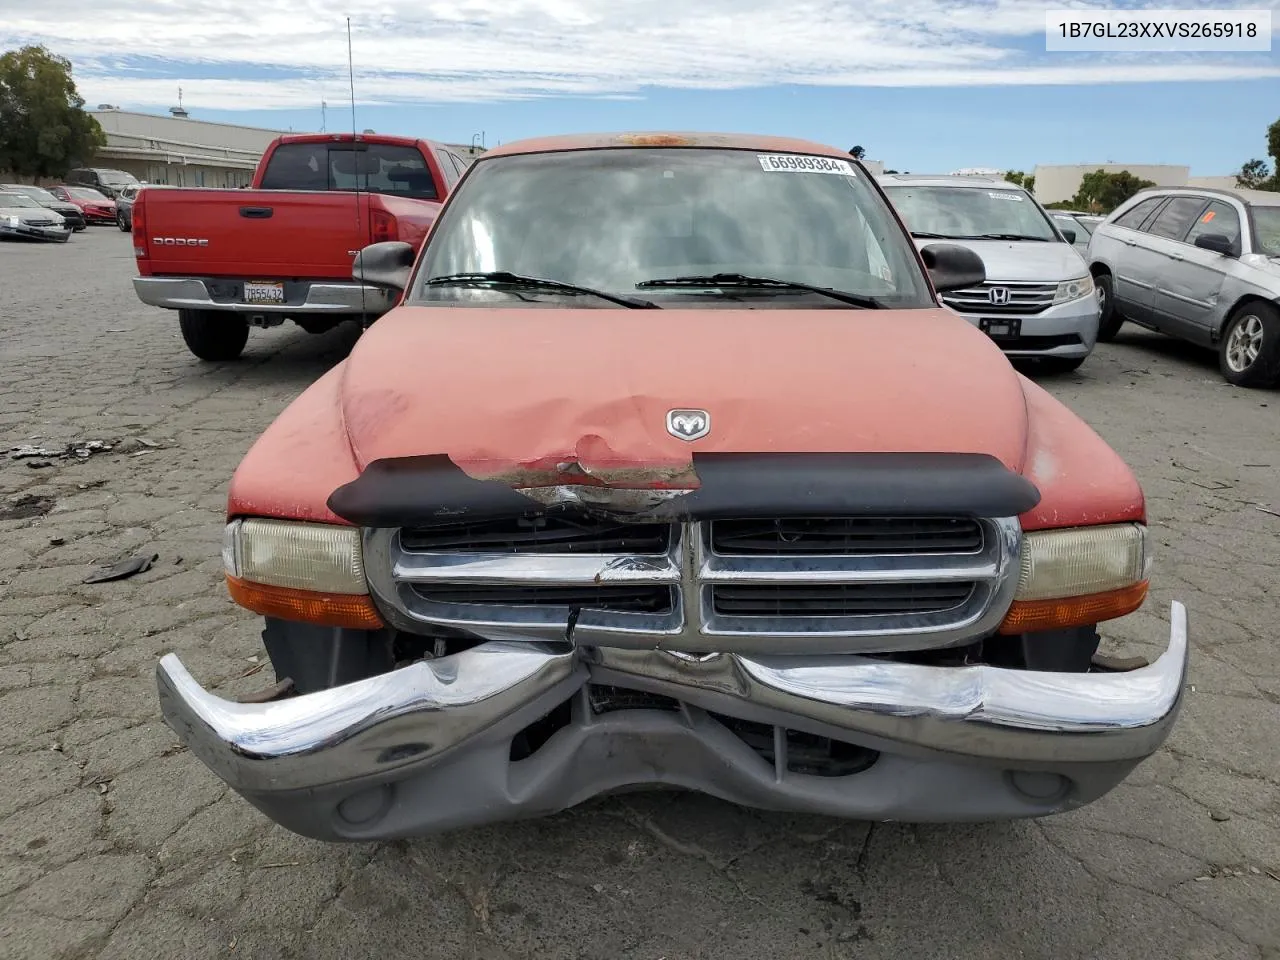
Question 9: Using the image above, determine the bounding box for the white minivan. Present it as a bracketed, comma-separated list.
[878, 174, 1101, 373]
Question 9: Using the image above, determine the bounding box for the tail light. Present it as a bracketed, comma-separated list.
[132, 193, 147, 258]
[371, 208, 398, 244]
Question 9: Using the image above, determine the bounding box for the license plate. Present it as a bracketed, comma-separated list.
[243, 281, 285, 305]
[979, 317, 1021, 339]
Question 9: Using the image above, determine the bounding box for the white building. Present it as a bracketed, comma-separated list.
[85, 107, 485, 188]
[1032, 163, 1193, 205]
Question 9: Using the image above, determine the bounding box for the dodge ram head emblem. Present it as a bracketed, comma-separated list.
[988, 286, 1010, 305]
[666, 409, 710, 441]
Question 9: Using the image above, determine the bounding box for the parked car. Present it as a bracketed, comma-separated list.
[64, 166, 140, 199]
[49, 185, 117, 225]
[1087, 186, 1280, 387]
[1052, 212, 1094, 256]
[155, 131, 1187, 843]
[878, 174, 1100, 374]
[0, 191, 71, 242]
[131, 132, 468, 360]
[113, 183, 171, 231]
[0, 183, 86, 231]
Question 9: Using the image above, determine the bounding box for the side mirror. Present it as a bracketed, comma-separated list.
[1193, 233, 1236, 256]
[353, 241, 415, 291]
[1060, 228, 1077, 244]
[919, 243, 986, 293]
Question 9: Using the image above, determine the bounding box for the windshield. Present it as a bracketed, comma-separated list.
[98, 171, 137, 185]
[66, 187, 109, 201]
[884, 184, 1059, 241]
[1253, 207, 1280, 257]
[412, 147, 933, 308]
[2, 194, 40, 208]
[4, 185, 56, 202]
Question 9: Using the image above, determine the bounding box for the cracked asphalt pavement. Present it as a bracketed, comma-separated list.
[1, 229, 1279, 960]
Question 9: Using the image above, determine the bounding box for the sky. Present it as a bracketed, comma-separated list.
[2, 0, 1279, 175]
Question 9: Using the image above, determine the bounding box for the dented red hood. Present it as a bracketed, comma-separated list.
[338, 305, 1031, 483]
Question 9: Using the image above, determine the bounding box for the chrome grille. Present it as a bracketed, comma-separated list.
[364, 515, 1021, 655]
[941, 281, 1058, 315]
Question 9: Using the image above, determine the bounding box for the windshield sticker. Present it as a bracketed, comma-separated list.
[1201, 210, 1216, 222]
[757, 154, 856, 176]
[987, 192, 1024, 201]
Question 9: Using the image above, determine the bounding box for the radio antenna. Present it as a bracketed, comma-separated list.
[347, 16, 371, 328]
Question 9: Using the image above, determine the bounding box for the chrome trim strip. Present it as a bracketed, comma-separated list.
[156, 602, 1190, 792]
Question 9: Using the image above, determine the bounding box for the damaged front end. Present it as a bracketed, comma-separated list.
[158, 451, 1188, 840]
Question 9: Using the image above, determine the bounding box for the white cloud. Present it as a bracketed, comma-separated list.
[3, 0, 1278, 110]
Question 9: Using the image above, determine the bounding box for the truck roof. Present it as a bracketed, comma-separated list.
[481, 132, 853, 160]
[270, 132, 443, 150]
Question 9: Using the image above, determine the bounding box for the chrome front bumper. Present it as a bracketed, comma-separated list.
[157, 602, 1188, 837]
[132, 276, 397, 314]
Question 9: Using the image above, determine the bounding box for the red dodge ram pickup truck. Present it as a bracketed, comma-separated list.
[131, 133, 470, 361]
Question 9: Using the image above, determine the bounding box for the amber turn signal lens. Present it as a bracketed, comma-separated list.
[226, 575, 385, 630]
[998, 581, 1149, 635]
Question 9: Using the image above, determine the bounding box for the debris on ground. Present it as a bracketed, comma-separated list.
[49, 537, 65, 546]
[26, 460, 53, 469]
[9, 444, 62, 459]
[82, 552, 159, 584]
[9, 439, 119, 461]
[0, 494, 56, 521]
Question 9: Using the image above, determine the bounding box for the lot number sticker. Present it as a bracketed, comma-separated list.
[988, 192, 1024, 201]
[757, 154, 856, 176]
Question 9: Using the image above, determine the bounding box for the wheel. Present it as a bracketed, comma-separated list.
[177, 309, 249, 361]
[1035, 356, 1086, 375]
[74, 224, 86, 232]
[1219, 302, 1280, 388]
[1094, 272, 1124, 342]
[117, 210, 130, 232]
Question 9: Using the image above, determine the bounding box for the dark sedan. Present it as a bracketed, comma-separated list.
[50, 185, 117, 225]
[1, 183, 86, 231]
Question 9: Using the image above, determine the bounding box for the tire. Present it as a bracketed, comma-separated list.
[117, 211, 130, 232]
[1035, 356, 1086, 375]
[178, 309, 249, 361]
[1094, 272, 1125, 342]
[1218, 302, 1280, 388]
[74, 225, 86, 233]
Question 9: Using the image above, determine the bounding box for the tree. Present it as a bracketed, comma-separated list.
[1004, 169, 1035, 193]
[1237, 158, 1273, 189]
[1069, 169, 1157, 214]
[1236, 118, 1280, 192]
[0, 45, 106, 180]
[848, 145, 866, 159]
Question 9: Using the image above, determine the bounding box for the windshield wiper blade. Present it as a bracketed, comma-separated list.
[423, 272, 660, 309]
[969, 233, 1051, 242]
[634, 273, 884, 309]
[909, 231, 958, 239]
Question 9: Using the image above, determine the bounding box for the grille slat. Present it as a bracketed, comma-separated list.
[412, 583, 675, 614]
[400, 517, 670, 554]
[710, 517, 982, 555]
[712, 582, 974, 618]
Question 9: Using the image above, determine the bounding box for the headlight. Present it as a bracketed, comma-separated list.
[1053, 275, 1094, 304]
[1000, 523, 1150, 634]
[222, 518, 382, 628]
[223, 518, 366, 593]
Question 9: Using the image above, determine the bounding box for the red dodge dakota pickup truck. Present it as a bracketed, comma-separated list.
[156, 132, 1188, 842]
[131, 133, 470, 361]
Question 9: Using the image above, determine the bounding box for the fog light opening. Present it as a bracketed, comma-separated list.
[1007, 770, 1072, 804]
[336, 783, 395, 827]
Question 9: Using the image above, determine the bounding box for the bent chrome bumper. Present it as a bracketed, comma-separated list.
[132, 276, 397, 314]
[157, 602, 1188, 836]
